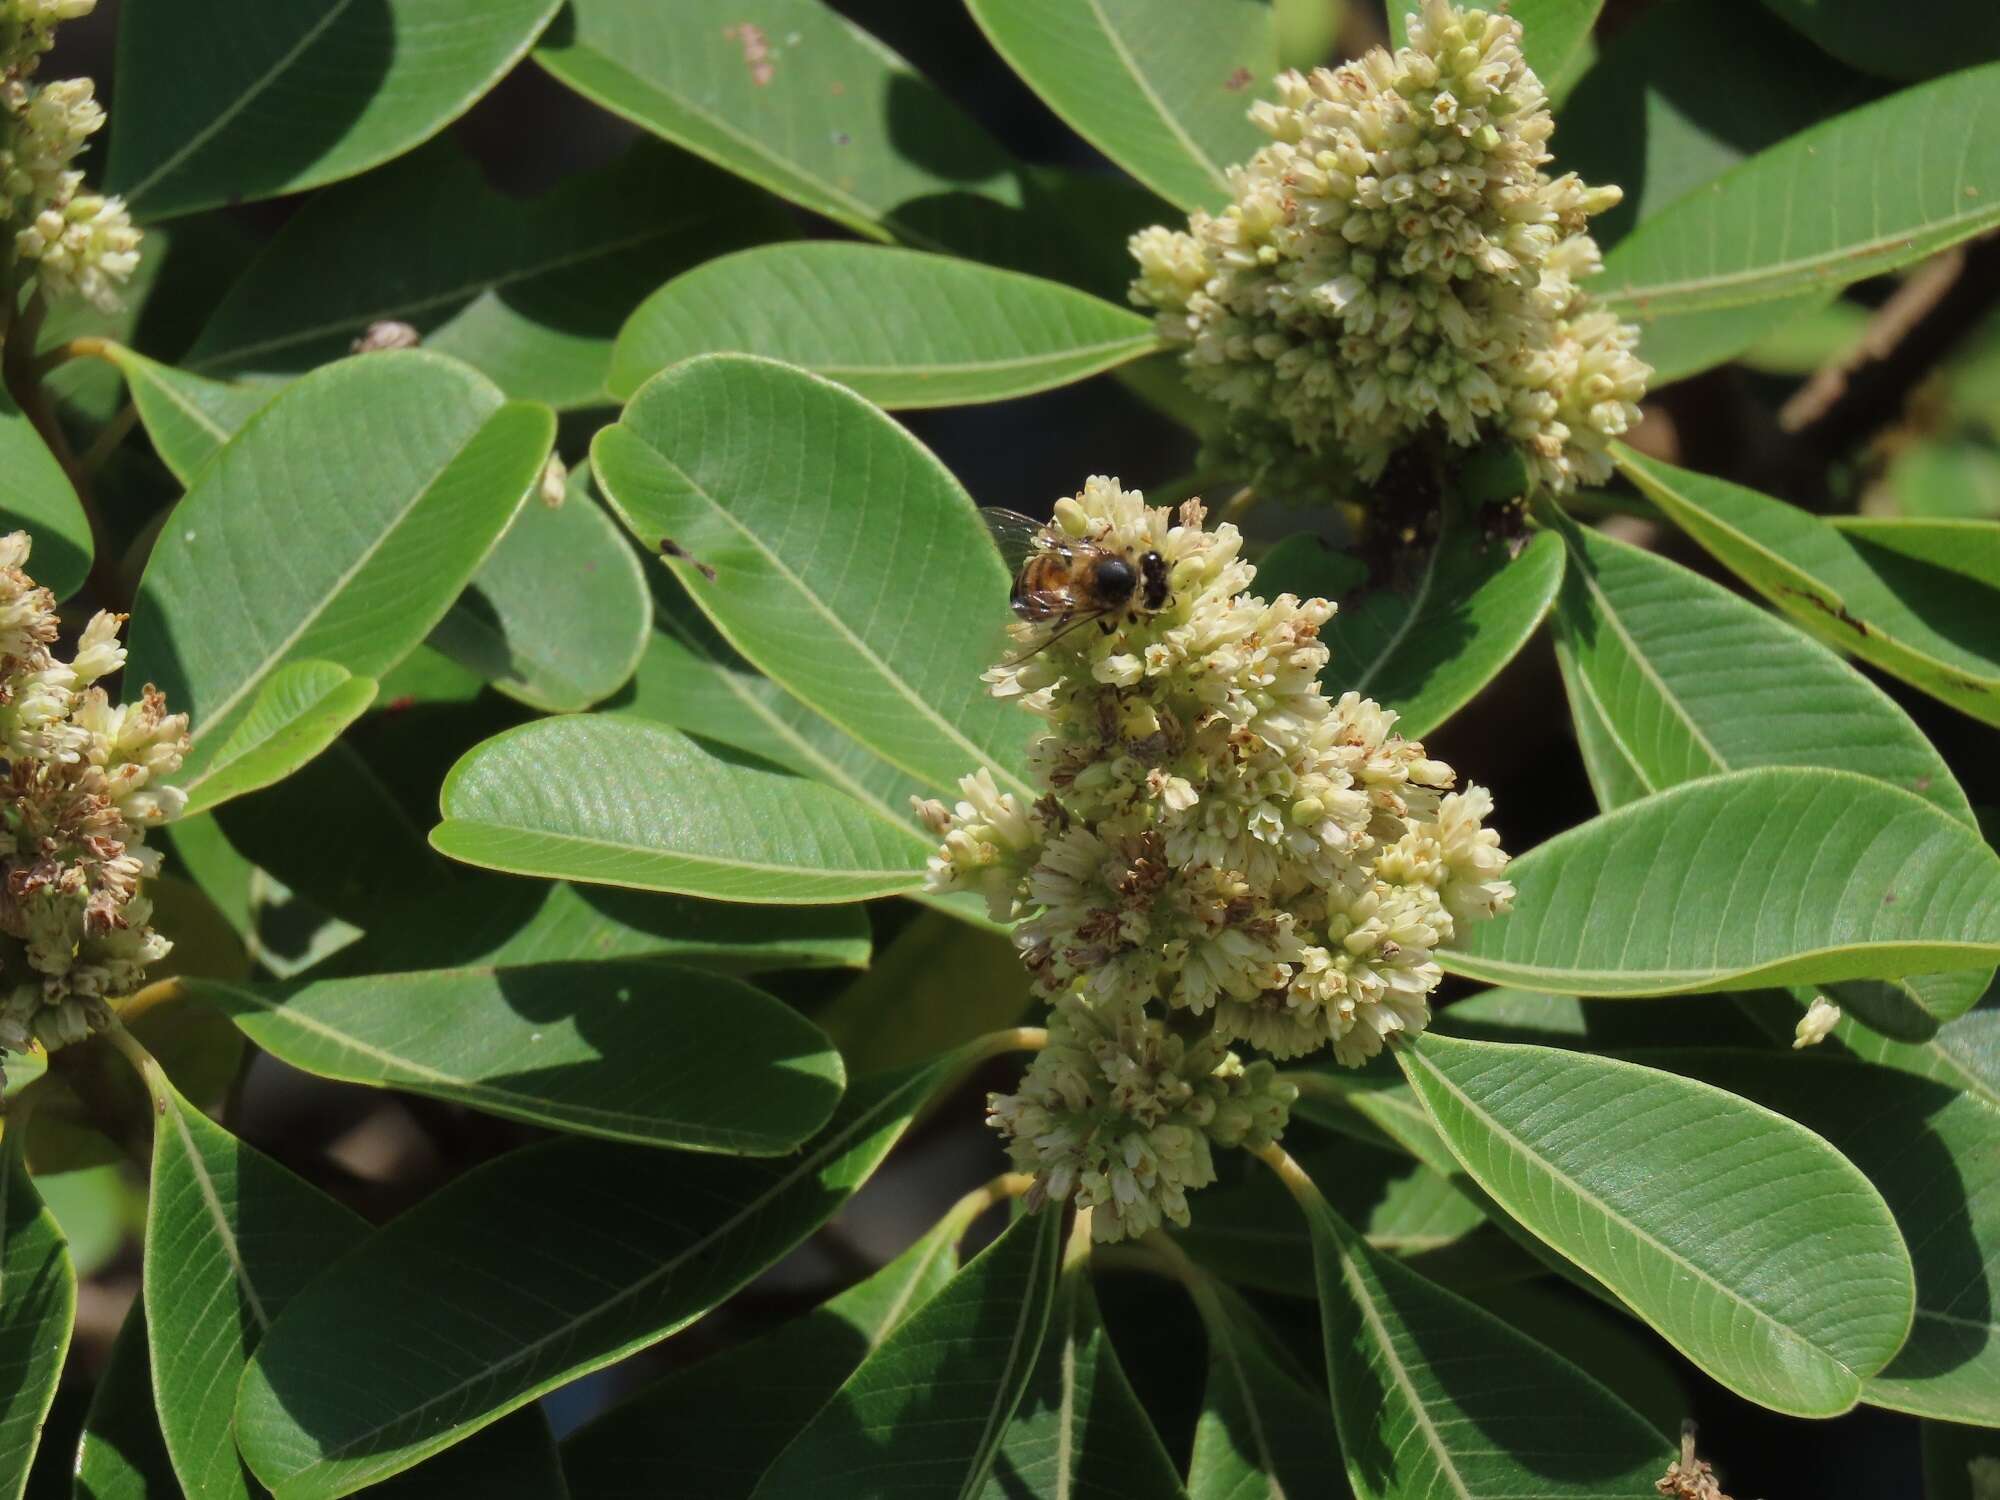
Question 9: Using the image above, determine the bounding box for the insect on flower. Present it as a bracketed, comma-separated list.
[982, 507, 1171, 659]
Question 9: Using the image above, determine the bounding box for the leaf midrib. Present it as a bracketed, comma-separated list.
[438, 817, 922, 883]
[1403, 1046, 1859, 1393]
[806, 334, 1156, 382]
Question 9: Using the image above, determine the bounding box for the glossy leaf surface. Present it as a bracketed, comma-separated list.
[1398, 1033, 1916, 1416]
[106, 0, 562, 219]
[593, 354, 1032, 800]
[179, 661, 379, 819]
[610, 243, 1158, 405]
[1445, 768, 2000, 999]
[1618, 449, 2000, 728]
[965, 0, 1273, 211]
[432, 715, 930, 902]
[127, 352, 553, 801]
[236, 1047, 995, 1497]
[192, 960, 845, 1153]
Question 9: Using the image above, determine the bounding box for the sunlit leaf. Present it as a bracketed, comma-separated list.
[593, 353, 1032, 801]
[192, 960, 845, 1153]
[97, 343, 275, 486]
[1398, 1032, 1916, 1416]
[610, 243, 1158, 406]
[432, 715, 930, 902]
[1445, 767, 2000, 1000]
[106, 0, 562, 220]
[964, 0, 1273, 211]
[1617, 448, 2000, 729]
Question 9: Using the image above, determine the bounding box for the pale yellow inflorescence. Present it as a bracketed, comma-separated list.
[1128, 0, 1648, 494]
[0, 0, 140, 311]
[0, 532, 188, 1065]
[917, 477, 1513, 1239]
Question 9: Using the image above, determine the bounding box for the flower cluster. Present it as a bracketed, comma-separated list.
[0, 0, 140, 311]
[918, 478, 1513, 1237]
[0, 533, 188, 1066]
[1128, 0, 1647, 494]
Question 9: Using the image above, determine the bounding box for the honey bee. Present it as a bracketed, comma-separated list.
[983, 508, 1170, 658]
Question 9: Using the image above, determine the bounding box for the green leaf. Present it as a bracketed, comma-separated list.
[964, 0, 1274, 212]
[1617, 448, 2000, 728]
[235, 1044, 998, 1499]
[1389, 0, 1602, 84]
[1445, 767, 2000, 999]
[0, 387, 89, 601]
[1759, 0, 2000, 82]
[1397, 1032, 1916, 1416]
[560, 1204, 966, 1499]
[1185, 1280, 1349, 1500]
[1600, 64, 2000, 376]
[1656, 1050, 2000, 1425]
[432, 715, 930, 902]
[610, 242, 1159, 406]
[180, 662, 379, 819]
[105, 0, 562, 220]
[184, 140, 791, 409]
[535, 0, 1019, 246]
[752, 1207, 1063, 1499]
[192, 959, 845, 1153]
[0, 1133, 74, 1500]
[127, 351, 555, 805]
[814, 911, 1029, 1076]
[1549, 510, 1990, 1031]
[1554, 0, 1881, 253]
[426, 470, 651, 713]
[1255, 519, 1564, 741]
[142, 1079, 566, 1500]
[74, 1305, 178, 1500]
[97, 344, 275, 487]
[618, 573, 934, 839]
[593, 353, 1033, 801]
[318, 873, 870, 978]
[983, 1243, 1188, 1500]
[1291, 1173, 1669, 1500]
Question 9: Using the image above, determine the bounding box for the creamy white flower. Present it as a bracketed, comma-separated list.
[1793, 995, 1843, 1050]
[1128, 0, 1647, 493]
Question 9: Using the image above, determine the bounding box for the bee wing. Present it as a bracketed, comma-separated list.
[980, 507, 1067, 571]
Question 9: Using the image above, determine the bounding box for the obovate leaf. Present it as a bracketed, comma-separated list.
[964, 0, 1274, 212]
[1549, 511, 1991, 1031]
[593, 353, 1033, 801]
[0, 1132, 73, 1500]
[1657, 1050, 2000, 1426]
[1600, 63, 2000, 377]
[141, 1075, 564, 1500]
[426, 469, 650, 712]
[1390, 0, 1602, 84]
[0, 386, 89, 600]
[184, 140, 793, 409]
[1397, 1032, 1916, 1416]
[1617, 448, 2000, 729]
[609, 243, 1159, 406]
[984, 1228, 1187, 1499]
[1284, 1164, 1669, 1499]
[1759, 0, 2000, 82]
[236, 1042, 1006, 1499]
[535, 0, 1019, 246]
[752, 1207, 1064, 1499]
[1443, 767, 2000, 1000]
[127, 351, 554, 808]
[97, 343, 274, 486]
[191, 960, 845, 1153]
[560, 1200, 968, 1499]
[105, 0, 562, 220]
[431, 715, 931, 902]
[1255, 516, 1564, 741]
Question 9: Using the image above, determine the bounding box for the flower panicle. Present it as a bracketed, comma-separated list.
[1128, 0, 1648, 496]
[0, 531, 189, 1063]
[919, 478, 1514, 1238]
